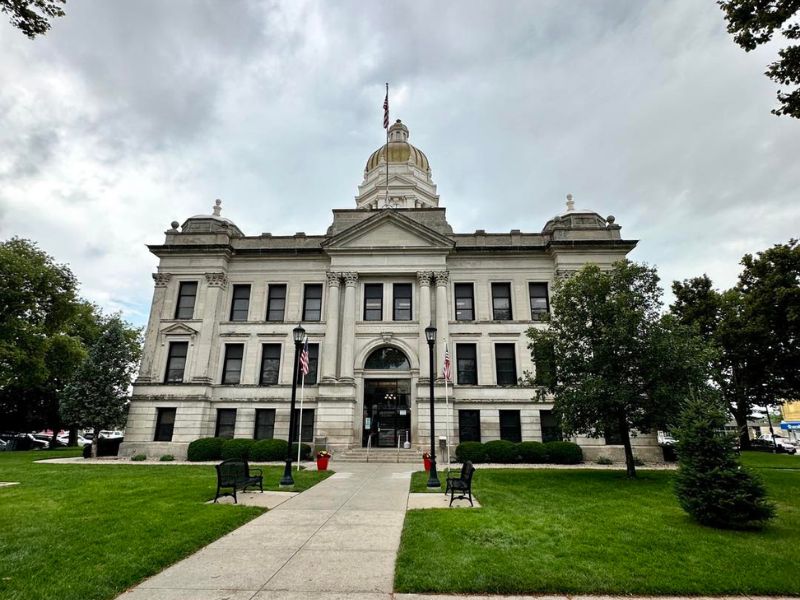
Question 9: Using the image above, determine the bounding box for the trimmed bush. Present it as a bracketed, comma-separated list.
[455, 441, 487, 464]
[250, 439, 288, 461]
[131, 454, 146, 461]
[544, 441, 583, 464]
[159, 454, 175, 462]
[221, 438, 255, 461]
[518, 441, 548, 463]
[595, 456, 613, 465]
[484, 440, 519, 463]
[187, 437, 225, 462]
[291, 442, 313, 461]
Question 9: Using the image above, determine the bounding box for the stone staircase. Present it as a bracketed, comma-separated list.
[334, 447, 424, 463]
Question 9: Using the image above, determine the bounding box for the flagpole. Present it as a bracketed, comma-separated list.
[384, 82, 389, 207]
[444, 343, 451, 478]
[297, 372, 305, 470]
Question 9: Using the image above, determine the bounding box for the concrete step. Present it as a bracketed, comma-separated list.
[335, 449, 424, 463]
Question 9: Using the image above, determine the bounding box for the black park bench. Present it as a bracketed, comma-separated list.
[214, 458, 263, 503]
[445, 460, 476, 507]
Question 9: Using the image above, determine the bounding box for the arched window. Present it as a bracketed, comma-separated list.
[364, 347, 410, 370]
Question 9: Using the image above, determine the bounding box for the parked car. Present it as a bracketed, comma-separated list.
[0, 439, 7, 451]
[98, 430, 123, 440]
[26, 434, 49, 449]
[750, 438, 797, 454]
[56, 434, 92, 448]
[757, 433, 797, 453]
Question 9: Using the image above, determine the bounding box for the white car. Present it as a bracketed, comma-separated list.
[56, 434, 92, 448]
[758, 433, 797, 452]
[98, 430, 123, 439]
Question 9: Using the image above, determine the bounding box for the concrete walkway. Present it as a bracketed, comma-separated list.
[117, 462, 413, 599]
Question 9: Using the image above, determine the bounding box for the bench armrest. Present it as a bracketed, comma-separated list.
[249, 468, 263, 477]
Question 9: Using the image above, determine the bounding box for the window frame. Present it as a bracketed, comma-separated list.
[153, 407, 176, 442]
[302, 283, 323, 322]
[494, 343, 518, 385]
[363, 283, 384, 321]
[221, 343, 245, 384]
[392, 283, 412, 321]
[499, 410, 522, 443]
[292, 408, 315, 443]
[259, 343, 281, 385]
[164, 341, 189, 383]
[529, 282, 549, 320]
[215, 408, 237, 439]
[296, 343, 320, 385]
[229, 284, 251, 322]
[174, 281, 198, 320]
[454, 283, 475, 321]
[266, 283, 287, 322]
[458, 409, 481, 442]
[254, 408, 276, 440]
[491, 282, 513, 321]
[456, 343, 478, 385]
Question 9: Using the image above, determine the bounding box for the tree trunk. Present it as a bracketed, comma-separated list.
[731, 395, 751, 450]
[91, 424, 100, 458]
[68, 426, 78, 447]
[618, 412, 636, 478]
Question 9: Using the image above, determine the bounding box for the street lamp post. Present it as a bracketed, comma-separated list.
[425, 324, 440, 488]
[280, 324, 306, 487]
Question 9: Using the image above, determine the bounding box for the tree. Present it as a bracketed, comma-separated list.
[527, 261, 712, 477]
[1, 0, 65, 39]
[60, 316, 142, 457]
[718, 0, 800, 118]
[674, 392, 775, 529]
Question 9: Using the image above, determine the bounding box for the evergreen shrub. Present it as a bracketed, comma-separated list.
[455, 441, 487, 463]
[131, 454, 146, 461]
[291, 442, 313, 460]
[221, 438, 255, 461]
[187, 437, 226, 462]
[250, 439, 288, 461]
[484, 439, 519, 463]
[518, 441, 548, 463]
[674, 396, 775, 529]
[159, 454, 175, 462]
[544, 441, 583, 464]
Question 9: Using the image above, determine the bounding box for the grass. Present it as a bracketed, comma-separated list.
[0, 449, 331, 600]
[396, 452, 800, 595]
[740, 449, 800, 469]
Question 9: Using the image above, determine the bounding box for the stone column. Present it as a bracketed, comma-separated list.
[320, 272, 341, 382]
[338, 272, 358, 382]
[434, 271, 450, 379]
[416, 271, 433, 380]
[136, 273, 172, 382]
[190, 272, 228, 383]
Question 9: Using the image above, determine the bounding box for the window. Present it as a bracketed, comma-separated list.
[364, 283, 383, 321]
[491, 283, 512, 320]
[540, 410, 562, 443]
[303, 284, 322, 321]
[293, 408, 315, 443]
[175, 281, 197, 319]
[296, 343, 319, 384]
[154, 408, 176, 442]
[454, 283, 474, 321]
[500, 410, 522, 443]
[459, 410, 481, 442]
[229, 284, 251, 321]
[164, 341, 188, 383]
[221, 344, 244, 384]
[495, 343, 517, 385]
[266, 284, 287, 321]
[254, 409, 276, 440]
[215, 408, 236, 439]
[456, 343, 478, 385]
[393, 283, 412, 321]
[604, 420, 624, 445]
[259, 344, 281, 385]
[364, 347, 410, 370]
[529, 282, 549, 320]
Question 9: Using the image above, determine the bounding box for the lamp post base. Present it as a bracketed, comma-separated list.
[426, 458, 440, 488]
[279, 459, 295, 487]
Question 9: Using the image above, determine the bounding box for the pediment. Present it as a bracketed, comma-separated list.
[160, 323, 199, 337]
[323, 210, 455, 251]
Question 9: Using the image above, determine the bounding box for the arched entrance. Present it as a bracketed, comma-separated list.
[362, 347, 412, 447]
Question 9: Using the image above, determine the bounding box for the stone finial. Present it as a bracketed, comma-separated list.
[607, 215, 616, 224]
[566, 194, 575, 212]
[169, 221, 180, 231]
[212, 199, 222, 217]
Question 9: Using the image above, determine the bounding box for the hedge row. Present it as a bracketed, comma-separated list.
[455, 440, 582, 464]
[187, 437, 312, 462]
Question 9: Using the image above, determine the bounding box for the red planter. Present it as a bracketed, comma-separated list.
[423, 457, 431, 471]
[316, 456, 330, 471]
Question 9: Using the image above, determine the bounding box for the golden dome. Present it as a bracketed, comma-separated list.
[365, 120, 430, 173]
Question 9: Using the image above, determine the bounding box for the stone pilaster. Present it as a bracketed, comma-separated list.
[416, 271, 433, 380]
[136, 273, 172, 382]
[190, 272, 228, 383]
[434, 271, 450, 379]
[338, 272, 358, 381]
[320, 272, 342, 382]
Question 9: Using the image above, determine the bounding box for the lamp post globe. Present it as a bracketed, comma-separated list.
[425, 324, 440, 488]
[280, 323, 306, 487]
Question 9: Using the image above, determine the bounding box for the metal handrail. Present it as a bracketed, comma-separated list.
[366, 432, 375, 463]
[396, 430, 401, 463]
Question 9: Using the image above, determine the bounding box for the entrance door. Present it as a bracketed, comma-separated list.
[363, 379, 411, 447]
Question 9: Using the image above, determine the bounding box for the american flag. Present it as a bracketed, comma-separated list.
[299, 338, 309, 376]
[442, 345, 452, 382]
[383, 84, 389, 129]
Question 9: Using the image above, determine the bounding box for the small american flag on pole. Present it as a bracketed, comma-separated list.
[442, 345, 452, 382]
[383, 83, 389, 129]
[299, 338, 309, 376]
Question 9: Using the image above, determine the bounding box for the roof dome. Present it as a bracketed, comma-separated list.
[365, 120, 430, 173]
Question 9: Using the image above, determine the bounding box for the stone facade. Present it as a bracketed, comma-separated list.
[122, 120, 657, 460]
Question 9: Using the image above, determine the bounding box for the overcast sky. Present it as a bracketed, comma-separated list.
[2, 1, 798, 327]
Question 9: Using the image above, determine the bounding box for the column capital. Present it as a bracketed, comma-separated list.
[205, 272, 228, 288]
[342, 272, 359, 286]
[326, 271, 342, 287]
[416, 271, 433, 286]
[152, 273, 172, 288]
[434, 271, 450, 286]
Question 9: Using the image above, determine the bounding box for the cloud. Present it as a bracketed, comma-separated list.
[1, 0, 798, 326]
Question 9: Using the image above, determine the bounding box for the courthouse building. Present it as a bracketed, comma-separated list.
[123, 119, 658, 461]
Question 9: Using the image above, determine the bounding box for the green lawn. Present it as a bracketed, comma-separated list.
[396, 453, 800, 595]
[0, 450, 330, 600]
[740, 449, 800, 469]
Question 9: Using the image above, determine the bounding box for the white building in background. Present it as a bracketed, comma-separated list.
[122, 119, 659, 461]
